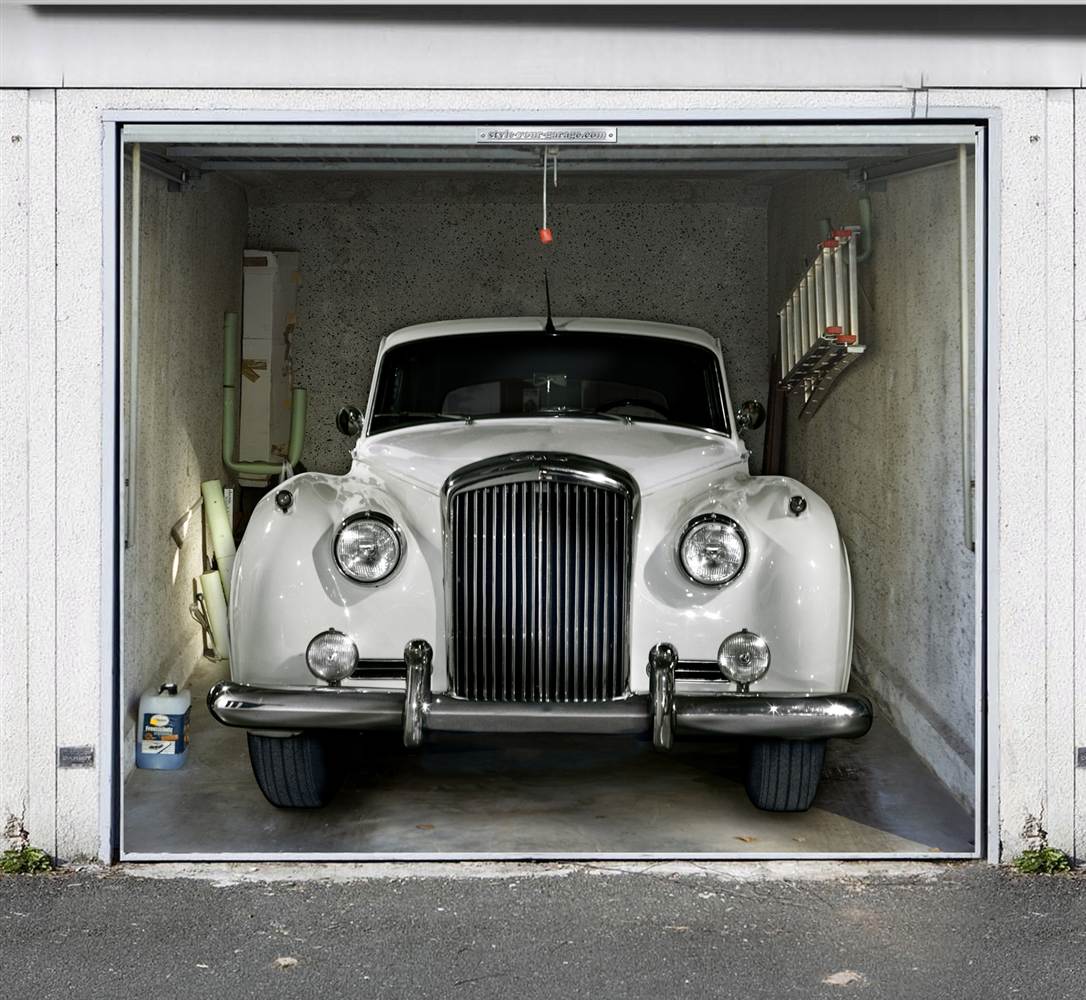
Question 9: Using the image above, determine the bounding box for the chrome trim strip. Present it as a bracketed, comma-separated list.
[208, 681, 873, 740]
[544, 478, 555, 700]
[470, 491, 479, 697]
[521, 479, 529, 699]
[490, 485, 498, 698]
[593, 486, 602, 699]
[423, 697, 650, 735]
[443, 451, 639, 498]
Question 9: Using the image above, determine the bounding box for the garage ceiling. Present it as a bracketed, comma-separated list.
[124, 122, 978, 183]
[148, 142, 945, 175]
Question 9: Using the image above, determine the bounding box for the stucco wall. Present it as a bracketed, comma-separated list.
[0, 89, 57, 856]
[767, 168, 976, 808]
[246, 174, 769, 475]
[121, 168, 247, 764]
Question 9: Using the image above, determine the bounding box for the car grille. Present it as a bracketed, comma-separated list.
[448, 468, 632, 702]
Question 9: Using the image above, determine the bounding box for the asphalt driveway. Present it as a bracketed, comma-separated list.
[0, 862, 1082, 999]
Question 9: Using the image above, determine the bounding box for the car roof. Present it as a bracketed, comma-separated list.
[382, 317, 721, 353]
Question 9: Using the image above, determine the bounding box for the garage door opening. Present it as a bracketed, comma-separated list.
[115, 122, 983, 860]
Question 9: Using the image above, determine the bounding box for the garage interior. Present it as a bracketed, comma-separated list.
[118, 124, 979, 859]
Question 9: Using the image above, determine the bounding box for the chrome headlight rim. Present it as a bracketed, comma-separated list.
[677, 513, 748, 587]
[333, 510, 404, 585]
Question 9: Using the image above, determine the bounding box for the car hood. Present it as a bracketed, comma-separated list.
[353, 418, 746, 496]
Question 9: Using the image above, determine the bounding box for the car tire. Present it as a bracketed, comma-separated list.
[247, 732, 343, 808]
[744, 738, 825, 812]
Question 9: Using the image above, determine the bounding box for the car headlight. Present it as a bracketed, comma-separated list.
[334, 512, 402, 584]
[678, 514, 747, 586]
[717, 629, 771, 685]
[306, 628, 358, 684]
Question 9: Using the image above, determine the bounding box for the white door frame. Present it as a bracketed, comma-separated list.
[100, 106, 996, 863]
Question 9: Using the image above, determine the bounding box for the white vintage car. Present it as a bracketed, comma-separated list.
[209, 317, 872, 812]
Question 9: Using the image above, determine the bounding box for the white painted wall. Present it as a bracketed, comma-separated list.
[120, 167, 247, 768]
[0, 89, 58, 857]
[1074, 92, 1086, 869]
[767, 167, 976, 808]
[0, 85, 1081, 863]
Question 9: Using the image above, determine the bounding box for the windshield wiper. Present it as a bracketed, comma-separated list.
[376, 411, 474, 425]
[536, 406, 631, 424]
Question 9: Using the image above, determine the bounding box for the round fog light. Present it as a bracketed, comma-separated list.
[306, 628, 358, 685]
[717, 630, 770, 686]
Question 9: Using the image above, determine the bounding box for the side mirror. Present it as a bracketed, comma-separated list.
[336, 405, 364, 437]
[736, 399, 766, 432]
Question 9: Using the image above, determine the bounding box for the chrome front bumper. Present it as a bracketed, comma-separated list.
[208, 641, 873, 746]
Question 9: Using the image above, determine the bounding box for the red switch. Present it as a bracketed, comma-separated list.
[539, 227, 554, 244]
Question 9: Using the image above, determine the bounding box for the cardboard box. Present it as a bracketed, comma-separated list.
[239, 250, 300, 473]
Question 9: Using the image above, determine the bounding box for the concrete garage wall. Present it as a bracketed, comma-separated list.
[767, 168, 976, 807]
[121, 170, 247, 763]
[246, 175, 769, 474]
[0, 89, 58, 856]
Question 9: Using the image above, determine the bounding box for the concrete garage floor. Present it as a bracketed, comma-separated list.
[123, 661, 974, 858]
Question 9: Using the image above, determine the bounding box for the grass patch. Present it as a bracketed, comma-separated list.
[0, 845, 53, 875]
[1012, 846, 1072, 875]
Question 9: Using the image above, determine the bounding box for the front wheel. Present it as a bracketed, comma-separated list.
[247, 732, 343, 808]
[745, 738, 825, 812]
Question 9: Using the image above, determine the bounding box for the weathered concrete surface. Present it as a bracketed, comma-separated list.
[0, 88, 58, 867]
[0, 864, 1082, 999]
[247, 174, 769, 475]
[122, 662, 973, 858]
[121, 168, 247, 771]
[767, 165, 976, 809]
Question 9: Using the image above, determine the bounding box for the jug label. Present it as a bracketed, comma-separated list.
[141, 708, 190, 756]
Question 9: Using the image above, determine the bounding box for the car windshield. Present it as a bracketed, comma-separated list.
[369, 331, 729, 435]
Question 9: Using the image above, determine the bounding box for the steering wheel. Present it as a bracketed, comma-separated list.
[599, 398, 670, 417]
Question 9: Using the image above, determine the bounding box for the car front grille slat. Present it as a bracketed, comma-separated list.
[450, 476, 630, 703]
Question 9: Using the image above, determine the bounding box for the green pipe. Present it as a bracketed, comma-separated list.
[287, 388, 307, 467]
[221, 311, 307, 478]
[223, 311, 239, 387]
[222, 385, 282, 477]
